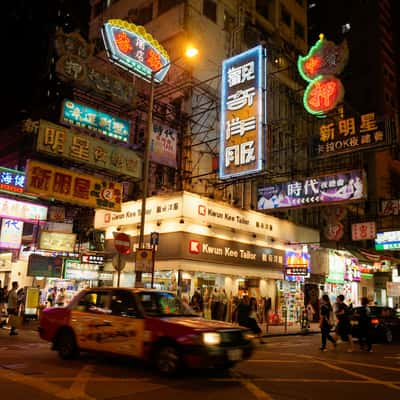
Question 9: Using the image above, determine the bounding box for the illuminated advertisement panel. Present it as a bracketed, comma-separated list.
[257, 170, 365, 210]
[284, 251, 310, 279]
[0, 219, 24, 249]
[102, 19, 170, 84]
[61, 99, 130, 142]
[37, 120, 141, 179]
[25, 160, 122, 212]
[219, 45, 267, 179]
[0, 197, 47, 222]
[0, 167, 25, 194]
[375, 231, 400, 251]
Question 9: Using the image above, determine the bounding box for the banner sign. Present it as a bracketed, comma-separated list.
[0, 167, 25, 194]
[39, 231, 77, 252]
[135, 248, 153, 273]
[387, 282, 400, 297]
[257, 169, 365, 210]
[219, 45, 267, 179]
[0, 196, 48, 222]
[375, 231, 400, 251]
[25, 160, 122, 212]
[327, 252, 345, 284]
[102, 19, 170, 83]
[149, 123, 177, 168]
[0, 219, 23, 249]
[315, 112, 389, 156]
[284, 251, 310, 279]
[64, 258, 99, 280]
[61, 99, 130, 143]
[379, 199, 400, 216]
[344, 258, 361, 282]
[351, 222, 376, 241]
[37, 120, 141, 179]
[27, 254, 63, 278]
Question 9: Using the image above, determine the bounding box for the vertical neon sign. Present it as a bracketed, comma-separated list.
[219, 46, 267, 179]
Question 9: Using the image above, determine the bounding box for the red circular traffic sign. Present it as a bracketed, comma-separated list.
[114, 232, 131, 254]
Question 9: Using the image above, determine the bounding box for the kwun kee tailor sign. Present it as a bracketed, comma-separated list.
[219, 45, 267, 179]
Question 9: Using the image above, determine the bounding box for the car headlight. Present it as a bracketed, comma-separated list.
[203, 332, 221, 346]
[244, 331, 256, 341]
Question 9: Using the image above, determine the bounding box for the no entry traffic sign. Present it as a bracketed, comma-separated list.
[114, 232, 131, 254]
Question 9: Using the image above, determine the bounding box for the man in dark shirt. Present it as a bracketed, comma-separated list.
[333, 294, 354, 352]
[356, 297, 372, 352]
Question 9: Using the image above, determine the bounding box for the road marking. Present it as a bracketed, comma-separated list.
[63, 364, 96, 400]
[333, 359, 400, 372]
[232, 372, 273, 400]
[246, 359, 300, 363]
[211, 377, 400, 384]
[304, 356, 400, 392]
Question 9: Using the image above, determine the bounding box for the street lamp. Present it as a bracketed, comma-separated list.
[136, 46, 198, 285]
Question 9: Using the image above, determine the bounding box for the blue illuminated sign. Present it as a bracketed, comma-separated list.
[0, 167, 25, 194]
[219, 45, 267, 179]
[61, 99, 130, 142]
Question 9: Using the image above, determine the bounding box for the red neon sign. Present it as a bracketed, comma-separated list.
[114, 32, 133, 54]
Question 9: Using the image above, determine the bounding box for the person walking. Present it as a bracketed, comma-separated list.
[356, 297, 372, 352]
[7, 281, 19, 336]
[238, 297, 265, 344]
[319, 294, 336, 351]
[333, 294, 354, 352]
[0, 282, 5, 328]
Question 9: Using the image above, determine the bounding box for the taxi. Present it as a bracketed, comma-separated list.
[38, 287, 254, 375]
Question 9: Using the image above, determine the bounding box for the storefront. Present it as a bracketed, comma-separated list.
[95, 191, 320, 321]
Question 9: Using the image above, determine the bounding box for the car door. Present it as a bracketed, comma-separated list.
[70, 290, 112, 352]
[97, 289, 145, 358]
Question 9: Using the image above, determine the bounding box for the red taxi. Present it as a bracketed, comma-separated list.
[38, 288, 254, 375]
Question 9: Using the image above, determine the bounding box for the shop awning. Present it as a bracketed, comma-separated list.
[347, 247, 400, 264]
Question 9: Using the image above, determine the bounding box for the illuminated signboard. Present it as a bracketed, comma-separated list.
[316, 112, 388, 157]
[0, 167, 25, 194]
[102, 19, 170, 84]
[25, 160, 122, 212]
[327, 252, 345, 284]
[284, 251, 310, 279]
[0, 219, 23, 249]
[61, 99, 130, 142]
[64, 259, 99, 280]
[298, 34, 348, 118]
[375, 231, 400, 251]
[219, 45, 267, 179]
[0, 196, 47, 222]
[27, 254, 63, 278]
[37, 120, 141, 179]
[39, 231, 77, 252]
[257, 170, 365, 210]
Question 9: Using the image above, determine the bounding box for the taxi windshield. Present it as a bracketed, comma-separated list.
[138, 291, 196, 317]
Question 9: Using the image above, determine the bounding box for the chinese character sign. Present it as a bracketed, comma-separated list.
[375, 231, 400, 251]
[0, 167, 25, 194]
[61, 99, 130, 143]
[0, 219, 23, 249]
[25, 160, 122, 212]
[219, 46, 267, 179]
[257, 170, 365, 210]
[102, 19, 170, 84]
[37, 120, 141, 179]
[351, 222, 376, 241]
[0, 197, 48, 222]
[316, 112, 387, 156]
[285, 251, 310, 279]
[149, 123, 177, 168]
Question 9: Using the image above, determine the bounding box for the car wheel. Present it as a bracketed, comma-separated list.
[384, 329, 393, 344]
[155, 344, 181, 376]
[57, 330, 79, 360]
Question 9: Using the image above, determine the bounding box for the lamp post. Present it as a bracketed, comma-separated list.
[136, 45, 198, 285]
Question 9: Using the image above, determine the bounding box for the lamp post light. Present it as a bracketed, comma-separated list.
[136, 46, 198, 285]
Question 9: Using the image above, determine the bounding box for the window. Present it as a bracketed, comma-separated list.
[138, 292, 195, 316]
[75, 291, 110, 314]
[224, 9, 235, 31]
[110, 290, 138, 317]
[294, 21, 305, 39]
[157, 0, 183, 16]
[280, 5, 291, 27]
[203, 0, 217, 23]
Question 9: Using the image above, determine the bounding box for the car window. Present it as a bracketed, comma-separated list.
[138, 291, 196, 317]
[74, 291, 110, 314]
[110, 290, 139, 317]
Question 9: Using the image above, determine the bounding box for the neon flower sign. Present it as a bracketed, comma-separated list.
[298, 34, 348, 118]
[102, 19, 170, 84]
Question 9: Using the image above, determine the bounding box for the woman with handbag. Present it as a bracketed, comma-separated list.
[7, 281, 19, 336]
[319, 294, 336, 351]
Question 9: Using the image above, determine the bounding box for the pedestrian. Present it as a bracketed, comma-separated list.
[306, 301, 316, 328]
[211, 287, 220, 320]
[319, 294, 336, 351]
[0, 281, 5, 328]
[56, 287, 66, 307]
[47, 287, 57, 307]
[356, 297, 372, 352]
[238, 297, 265, 344]
[190, 289, 203, 315]
[333, 294, 354, 352]
[7, 281, 19, 336]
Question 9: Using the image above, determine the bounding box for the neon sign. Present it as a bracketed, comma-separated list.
[0, 167, 25, 194]
[298, 34, 348, 118]
[219, 45, 267, 179]
[102, 19, 170, 83]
